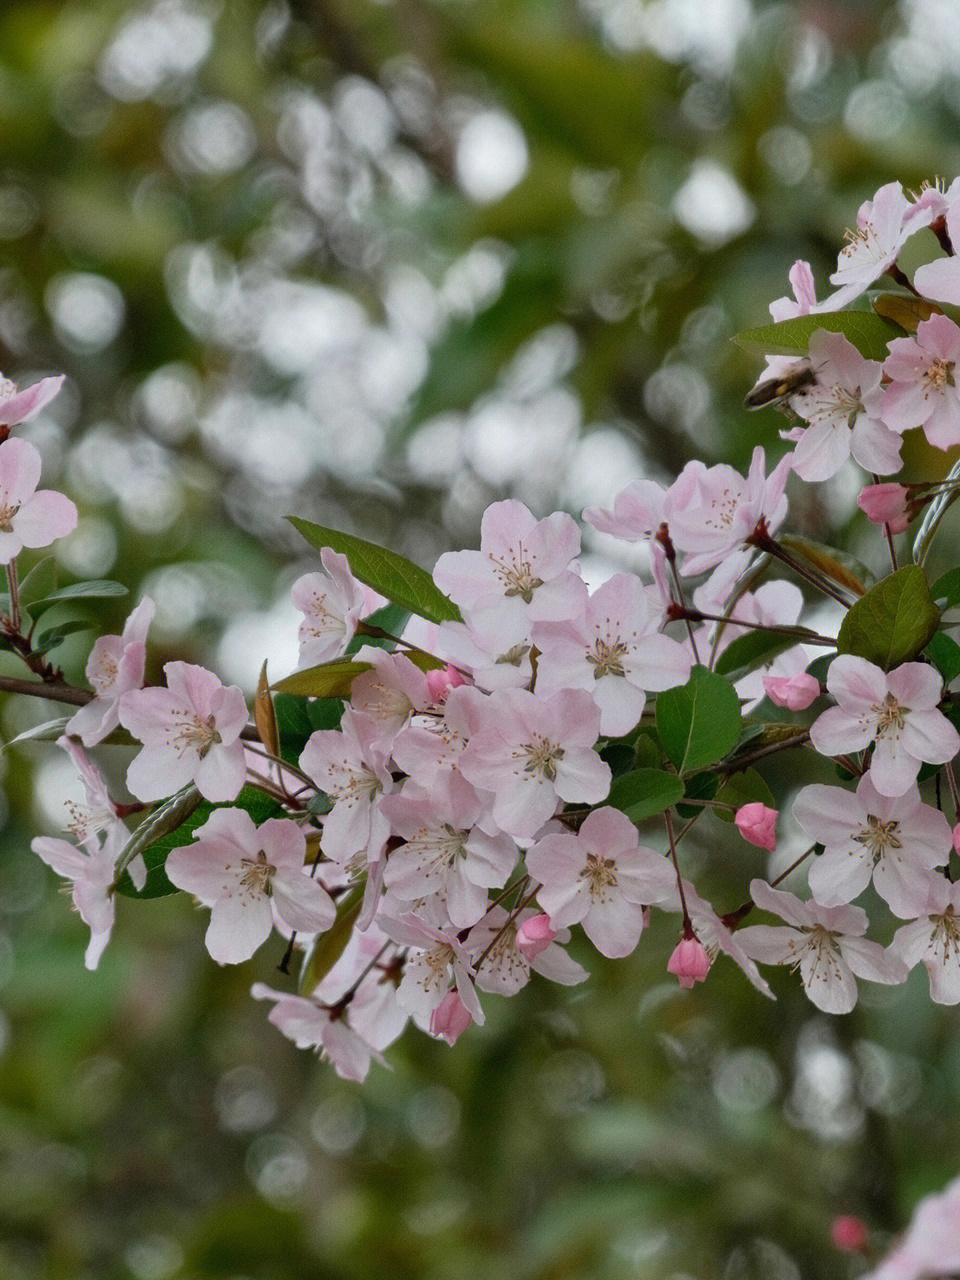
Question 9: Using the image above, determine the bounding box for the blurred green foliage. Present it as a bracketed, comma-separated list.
[3, 0, 960, 1275]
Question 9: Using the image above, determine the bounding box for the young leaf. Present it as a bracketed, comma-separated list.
[778, 535, 870, 598]
[299, 885, 364, 994]
[871, 292, 941, 333]
[17, 555, 58, 606]
[733, 312, 901, 362]
[655, 666, 742, 775]
[274, 694, 344, 766]
[606, 768, 685, 822]
[115, 786, 285, 899]
[3, 715, 73, 750]
[288, 516, 462, 625]
[32, 619, 92, 654]
[273, 660, 373, 698]
[836, 565, 940, 670]
[255, 661, 280, 758]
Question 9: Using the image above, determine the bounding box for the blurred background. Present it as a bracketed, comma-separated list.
[2, 0, 960, 1275]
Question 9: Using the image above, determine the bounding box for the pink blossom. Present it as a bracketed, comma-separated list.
[954, 822, 960, 854]
[430, 990, 473, 1045]
[349, 647, 430, 753]
[379, 771, 517, 928]
[119, 662, 248, 803]
[433, 498, 587, 628]
[526, 806, 674, 958]
[858, 483, 911, 533]
[436, 612, 533, 692]
[734, 802, 778, 851]
[425, 663, 467, 702]
[582, 478, 669, 543]
[882, 314, 960, 450]
[667, 447, 791, 577]
[379, 913, 484, 1027]
[891, 873, 960, 1004]
[166, 809, 335, 964]
[391, 684, 484, 787]
[290, 548, 365, 668]
[0, 437, 77, 563]
[810, 656, 960, 797]
[466, 905, 587, 995]
[788, 331, 901, 481]
[763, 672, 820, 710]
[829, 182, 913, 295]
[737, 880, 908, 1013]
[916, 196, 960, 303]
[831, 1216, 870, 1253]
[768, 258, 861, 320]
[67, 597, 155, 747]
[796, 776, 951, 917]
[657, 878, 773, 997]
[31, 831, 116, 969]
[860, 1176, 960, 1280]
[714, 580, 810, 711]
[458, 688, 611, 840]
[667, 935, 712, 988]
[312, 921, 408, 1052]
[533, 573, 692, 737]
[251, 983, 380, 1081]
[300, 708, 392, 865]
[515, 913, 557, 961]
[57, 735, 134, 867]
[0, 372, 64, 427]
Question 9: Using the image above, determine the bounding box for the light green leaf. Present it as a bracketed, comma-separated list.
[836, 565, 940, 670]
[606, 768, 684, 822]
[655, 666, 742, 775]
[288, 517, 462, 625]
[273, 660, 373, 698]
[733, 312, 901, 362]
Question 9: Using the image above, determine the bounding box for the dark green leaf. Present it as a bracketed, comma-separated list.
[116, 786, 285, 899]
[274, 694, 344, 767]
[606, 768, 684, 822]
[288, 516, 461, 624]
[714, 630, 797, 680]
[932, 567, 960, 610]
[27, 579, 128, 619]
[716, 768, 776, 823]
[676, 770, 719, 820]
[836, 565, 940, 670]
[347, 603, 411, 653]
[926, 632, 960, 683]
[733, 312, 901, 362]
[655, 666, 742, 775]
[32, 619, 92, 654]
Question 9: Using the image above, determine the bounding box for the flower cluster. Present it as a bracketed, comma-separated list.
[13, 176, 960, 1082]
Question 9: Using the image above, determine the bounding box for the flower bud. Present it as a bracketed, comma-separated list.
[734, 802, 778, 851]
[857, 483, 911, 533]
[762, 672, 820, 711]
[426, 664, 468, 703]
[830, 1215, 869, 1253]
[667, 936, 711, 989]
[516, 913, 557, 961]
[429, 991, 473, 1045]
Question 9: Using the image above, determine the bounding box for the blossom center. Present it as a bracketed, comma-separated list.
[587, 636, 628, 678]
[239, 850, 276, 895]
[173, 712, 221, 757]
[853, 814, 902, 859]
[489, 541, 543, 603]
[519, 735, 564, 781]
[579, 852, 618, 899]
[872, 693, 905, 738]
[928, 357, 955, 390]
[0, 500, 21, 532]
[932, 907, 960, 964]
[0, 376, 17, 403]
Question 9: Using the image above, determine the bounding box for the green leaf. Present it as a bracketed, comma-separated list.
[273, 659, 373, 698]
[716, 768, 776, 823]
[676, 770, 719, 820]
[347, 603, 411, 653]
[274, 694, 344, 767]
[3, 715, 72, 750]
[115, 786, 285, 899]
[733, 312, 901, 362]
[836, 565, 941, 670]
[606, 768, 684, 822]
[299, 885, 364, 994]
[17, 555, 58, 606]
[932, 567, 960, 610]
[655, 666, 742, 775]
[32, 619, 92, 654]
[714, 630, 797, 681]
[926, 632, 960, 684]
[288, 516, 462, 625]
[27, 579, 128, 619]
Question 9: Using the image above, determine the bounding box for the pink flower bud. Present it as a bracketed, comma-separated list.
[857, 483, 911, 533]
[734, 802, 778, 851]
[667, 936, 711, 989]
[830, 1215, 869, 1253]
[953, 822, 960, 855]
[762, 672, 820, 711]
[429, 991, 473, 1045]
[516, 913, 557, 961]
[426, 664, 468, 703]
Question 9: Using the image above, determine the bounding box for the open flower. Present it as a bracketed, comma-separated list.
[0, 436, 77, 563]
[526, 806, 674, 958]
[890, 873, 960, 1004]
[300, 708, 392, 865]
[465, 905, 588, 994]
[882, 313, 960, 451]
[379, 913, 484, 1027]
[291, 548, 366, 668]
[433, 498, 587, 627]
[788, 331, 901, 481]
[458, 688, 610, 841]
[737, 880, 908, 1013]
[67, 597, 155, 747]
[829, 182, 913, 296]
[119, 662, 248, 802]
[796, 776, 951, 917]
[31, 832, 117, 970]
[349, 647, 430, 753]
[166, 809, 335, 964]
[0, 371, 64, 427]
[533, 573, 692, 737]
[810, 656, 960, 798]
[582, 477, 670, 543]
[251, 983, 380, 1082]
